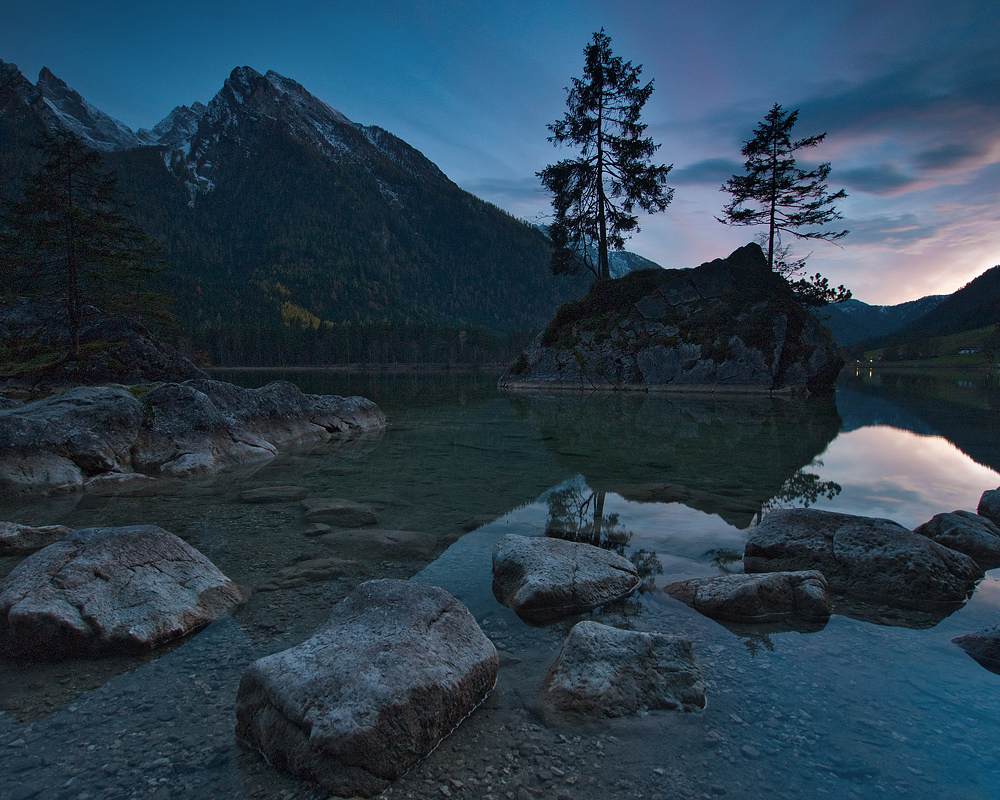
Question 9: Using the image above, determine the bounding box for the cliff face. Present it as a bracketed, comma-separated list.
[500, 244, 844, 396]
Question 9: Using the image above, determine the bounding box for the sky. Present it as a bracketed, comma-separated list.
[3, 0, 999, 305]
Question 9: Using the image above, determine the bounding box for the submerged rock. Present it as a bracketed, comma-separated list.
[913, 510, 1000, 568]
[235, 579, 498, 797]
[491, 534, 640, 623]
[302, 498, 379, 527]
[744, 508, 982, 611]
[540, 620, 705, 717]
[318, 528, 436, 560]
[0, 521, 73, 556]
[978, 487, 1000, 527]
[237, 485, 309, 504]
[500, 243, 843, 395]
[0, 525, 249, 659]
[664, 570, 830, 624]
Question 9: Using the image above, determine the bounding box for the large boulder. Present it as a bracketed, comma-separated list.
[491, 534, 641, 623]
[499, 243, 843, 396]
[0, 521, 73, 556]
[744, 509, 982, 611]
[0, 386, 146, 494]
[952, 625, 1000, 673]
[978, 488, 1000, 527]
[0, 525, 249, 659]
[235, 579, 498, 797]
[133, 380, 385, 478]
[540, 620, 705, 717]
[913, 510, 1000, 568]
[664, 570, 830, 624]
[0, 379, 386, 493]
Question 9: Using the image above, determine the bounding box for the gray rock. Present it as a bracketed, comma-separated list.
[235, 579, 498, 797]
[0, 522, 73, 556]
[303, 498, 379, 527]
[0, 379, 385, 493]
[0, 525, 249, 658]
[952, 624, 1000, 672]
[913, 510, 1000, 568]
[540, 620, 705, 716]
[664, 570, 830, 623]
[237, 485, 309, 504]
[745, 509, 982, 610]
[491, 534, 640, 623]
[0, 386, 145, 495]
[978, 488, 1000, 527]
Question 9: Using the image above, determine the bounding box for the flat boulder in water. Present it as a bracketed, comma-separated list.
[744, 508, 981, 610]
[913, 510, 1000, 568]
[234, 579, 498, 797]
[0, 521, 73, 556]
[953, 624, 1000, 673]
[664, 570, 830, 623]
[491, 534, 640, 623]
[0, 525, 249, 659]
[540, 620, 705, 717]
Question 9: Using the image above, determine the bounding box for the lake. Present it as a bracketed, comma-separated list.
[0, 368, 998, 799]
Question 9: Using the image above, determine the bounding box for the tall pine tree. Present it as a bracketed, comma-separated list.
[539, 30, 673, 282]
[2, 131, 166, 359]
[719, 103, 848, 271]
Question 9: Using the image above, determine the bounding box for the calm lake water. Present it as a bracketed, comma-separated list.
[1, 368, 998, 800]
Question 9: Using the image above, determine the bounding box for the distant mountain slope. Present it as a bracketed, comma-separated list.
[0, 60, 588, 363]
[818, 295, 946, 346]
[860, 265, 1000, 349]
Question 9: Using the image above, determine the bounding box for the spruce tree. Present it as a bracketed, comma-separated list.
[2, 131, 166, 360]
[719, 103, 848, 271]
[539, 30, 673, 281]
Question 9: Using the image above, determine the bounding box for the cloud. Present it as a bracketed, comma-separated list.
[839, 213, 938, 247]
[836, 163, 919, 195]
[670, 158, 743, 186]
[911, 140, 992, 171]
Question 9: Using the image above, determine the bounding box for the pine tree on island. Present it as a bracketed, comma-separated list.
[539, 29, 673, 282]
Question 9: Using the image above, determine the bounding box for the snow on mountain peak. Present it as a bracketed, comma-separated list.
[35, 67, 146, 151]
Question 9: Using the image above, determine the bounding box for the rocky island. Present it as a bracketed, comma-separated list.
[500, 243, 844, 395]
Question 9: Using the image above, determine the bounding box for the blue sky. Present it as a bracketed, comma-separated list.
[3, 0, 998, 304]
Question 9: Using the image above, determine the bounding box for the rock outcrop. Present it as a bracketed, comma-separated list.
[0, 525, 248, 659]
[499, 244, 843, 395]
[664, 570, 831, 624]
[0, 298, 207, 392]
[913, 510, 1000, 568]
[0, 521, 73, 556]
[235, 579, 498, 797]
[491, 534, 640, 623]
[540, 620, 705, 717]
[0, 379, 385, 494]
[744, 509, 982, 611]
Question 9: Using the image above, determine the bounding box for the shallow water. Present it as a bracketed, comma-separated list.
[1, 369, 998, 799]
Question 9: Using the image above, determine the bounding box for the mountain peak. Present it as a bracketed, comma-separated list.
[33, 65, 145, 151]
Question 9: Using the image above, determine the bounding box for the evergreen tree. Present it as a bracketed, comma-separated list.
[2, 131, 166, 359]
[719, 103, 848, 271]
[539, 30, 673, 282]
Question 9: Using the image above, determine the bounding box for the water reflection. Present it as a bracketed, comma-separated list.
[508, 392, 843, 528]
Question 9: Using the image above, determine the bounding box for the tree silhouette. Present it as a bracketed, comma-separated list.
[2, 131, 165, 359]
[719, 103, 848, 272]
[539, 29, 673, 281]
